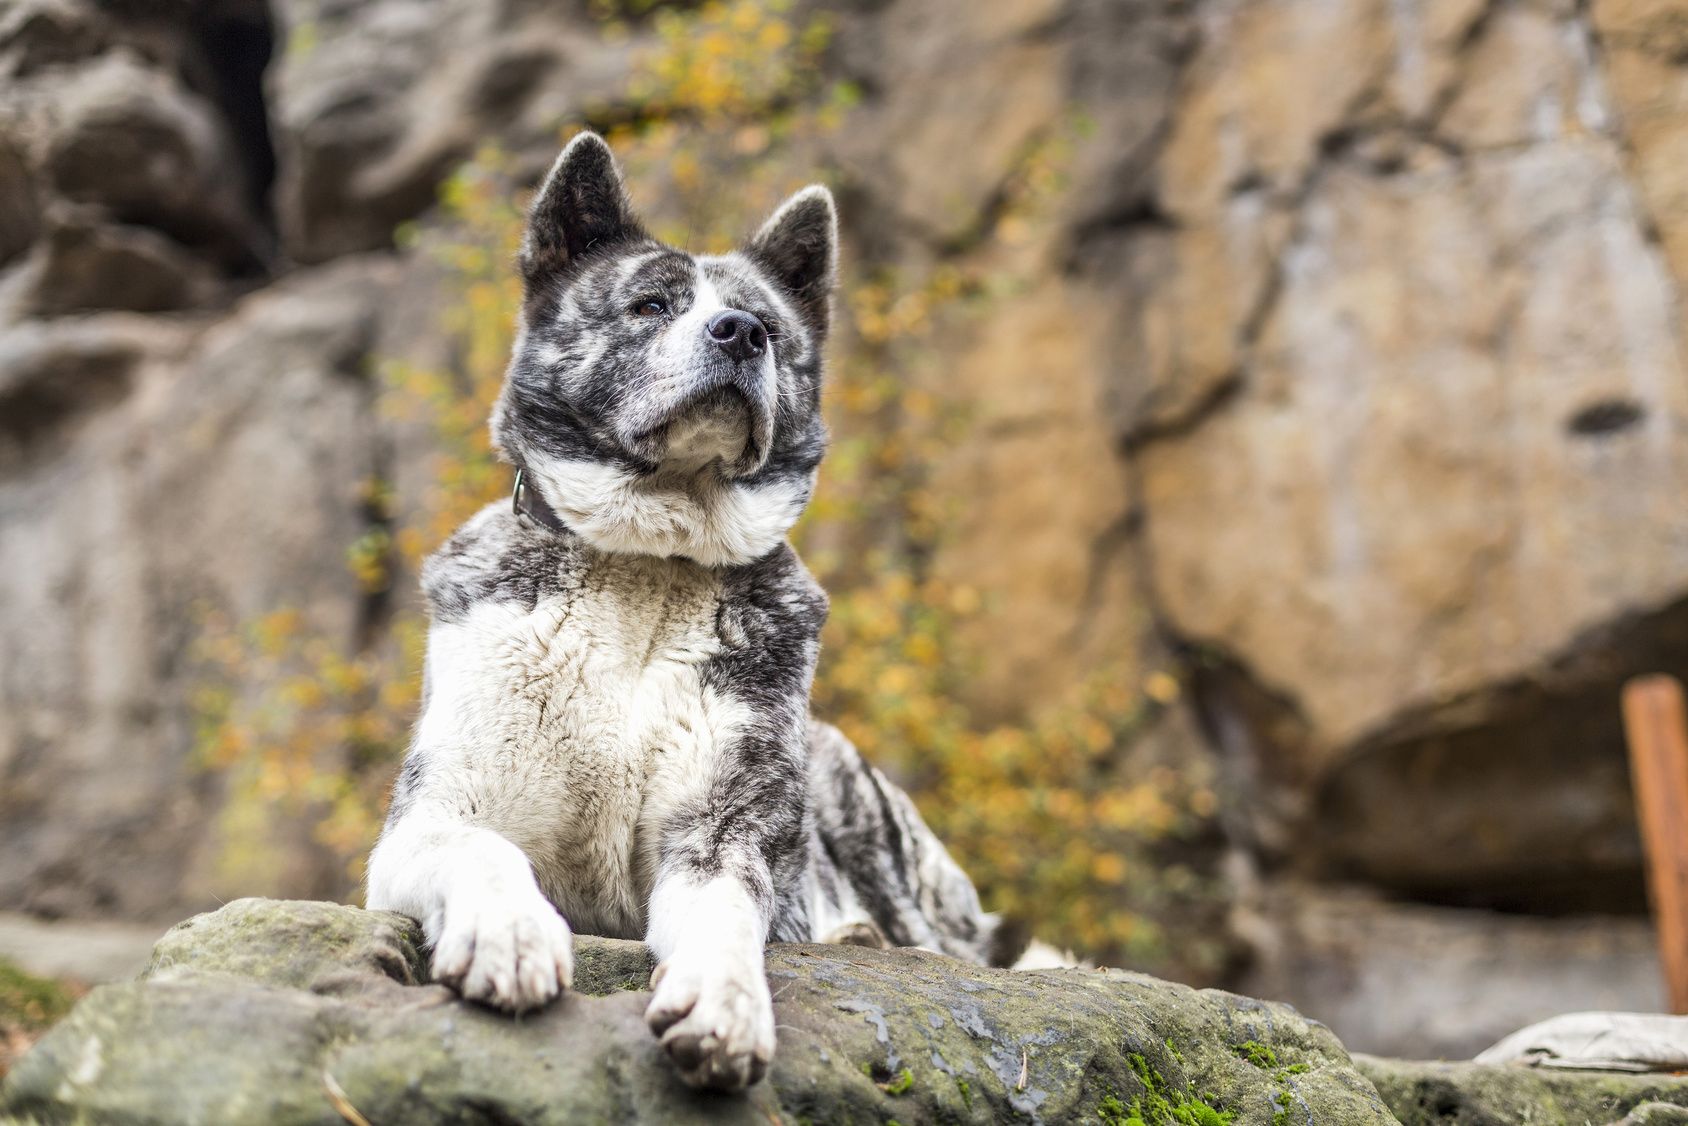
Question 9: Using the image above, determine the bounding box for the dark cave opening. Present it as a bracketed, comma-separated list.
[187, 0, 280, 259]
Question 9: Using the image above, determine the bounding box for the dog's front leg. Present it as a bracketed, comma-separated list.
[639, 548, 826, 1088]
[367, 806, 574, 1012]
[640, 712, 809, 1091]
[644, 864, 778, 1089]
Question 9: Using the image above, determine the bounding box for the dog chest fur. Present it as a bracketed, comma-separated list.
[407, 504, 748, 939]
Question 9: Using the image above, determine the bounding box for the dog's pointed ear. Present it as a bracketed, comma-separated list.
[746, 185, 837, 335]
[521, 132, 644, 281]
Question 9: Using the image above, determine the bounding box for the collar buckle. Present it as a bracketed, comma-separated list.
[511, 465, 569, 533]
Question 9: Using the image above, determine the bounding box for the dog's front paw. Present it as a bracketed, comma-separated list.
[431, 888, 574, 1012]
[645, 949, 775, 1089]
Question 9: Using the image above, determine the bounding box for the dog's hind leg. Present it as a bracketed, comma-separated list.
[806, 720, 1019, 966]
[818, 920, 890, 948]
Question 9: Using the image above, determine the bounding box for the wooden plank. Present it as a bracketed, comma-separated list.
[1622, 675, 1688, 1015]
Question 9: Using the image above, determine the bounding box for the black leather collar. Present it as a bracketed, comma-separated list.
[511, 466, 569, 533]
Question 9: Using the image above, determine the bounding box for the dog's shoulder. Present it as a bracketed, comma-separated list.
[708, 544, 828, 718]
[421, 501, 585, 623]
[717, 542, 828, 643]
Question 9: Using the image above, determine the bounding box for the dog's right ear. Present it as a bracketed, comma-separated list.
[520, 132, 644, 282]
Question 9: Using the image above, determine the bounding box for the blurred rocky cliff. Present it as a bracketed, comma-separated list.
[2, 0, 1687, 1056]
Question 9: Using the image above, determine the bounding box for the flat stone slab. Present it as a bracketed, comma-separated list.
[1, 898, 1397, 1124]
[1359, 1055, 1688, 1126]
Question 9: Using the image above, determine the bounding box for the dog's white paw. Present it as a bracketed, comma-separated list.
[430, 887, 574, 1012]
[645, 949, 775, 1089]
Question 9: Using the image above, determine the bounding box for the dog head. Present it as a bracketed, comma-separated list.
[491, 131, 835, 566]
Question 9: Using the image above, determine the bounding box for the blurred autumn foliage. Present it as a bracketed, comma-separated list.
[192, 0, 1226, 977]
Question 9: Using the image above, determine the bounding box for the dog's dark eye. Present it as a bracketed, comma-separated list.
[631, 298, 667, 317]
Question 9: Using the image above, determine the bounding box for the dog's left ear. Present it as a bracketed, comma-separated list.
[746, 185, 837, 336]
[521, 131, 645, 282]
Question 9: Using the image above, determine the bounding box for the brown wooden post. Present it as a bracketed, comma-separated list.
[1622, 674, 1688, 1015]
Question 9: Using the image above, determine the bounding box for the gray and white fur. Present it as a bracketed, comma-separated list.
[365, 132, 1007, 1091]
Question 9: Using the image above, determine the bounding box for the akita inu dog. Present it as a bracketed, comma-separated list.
[367, 132, 1008, 1090]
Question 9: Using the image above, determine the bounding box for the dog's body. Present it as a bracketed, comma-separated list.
[366, 133, 1000, 1090]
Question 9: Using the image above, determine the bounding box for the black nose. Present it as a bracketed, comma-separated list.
[706, 310, 767, 363]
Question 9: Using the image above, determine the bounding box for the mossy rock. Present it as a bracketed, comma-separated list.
[14, 900, 1688, 1125]
[1, 898, 1398, 1124]
[1359, 1056, 1688, 1126]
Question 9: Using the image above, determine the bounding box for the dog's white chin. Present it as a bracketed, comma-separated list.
[527, 456, 808, 566]
[647, 396, 766, 477]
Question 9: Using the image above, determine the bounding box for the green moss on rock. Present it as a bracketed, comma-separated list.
[1114, 1051, 1236, 1125]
